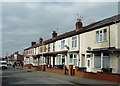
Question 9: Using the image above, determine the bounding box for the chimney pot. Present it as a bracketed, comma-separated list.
[31, 42, 36, 46]
[39, 37, 43, 44]
[52, 30, 57, 38]
[76, 18, 83, 30]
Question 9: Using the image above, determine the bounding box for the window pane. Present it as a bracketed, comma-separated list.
[72, 41, 74, 47]
[69, 54, 73, 63]
[100, 30, 102, 41]
[75, 40, 77, 47]
[100, 34, 102, 41]
[74, 54, 77, 58]
[74, 59, 77, 66]
[103, 57, 110, 68]
[59, 55, 61, 65]
[61, 40, 65, 49]
[72, 36, 77, 48]
[62, 58, 65, 65]
[30, 58, 33, 64]
[94, 55, 101, 68]
[96, 31, 99, 42]
[103, 29, 107, 41]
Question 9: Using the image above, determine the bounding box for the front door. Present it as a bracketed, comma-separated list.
[86, 55, 91, 72]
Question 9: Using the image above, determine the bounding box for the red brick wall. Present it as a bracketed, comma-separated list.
[26, 50, 28, 54]
[44, 45, 46, 52]
[31, 66, 37, 70]
[45, 66, 66, 75]
[23, 66, 29, 69]
[69, 65, 74, 76]
[31, 66, 42, 71]
[41, 46, 42, 52]
[75, 67, 120, 83]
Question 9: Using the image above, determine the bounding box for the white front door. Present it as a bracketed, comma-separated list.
[86, 55, 91, 72]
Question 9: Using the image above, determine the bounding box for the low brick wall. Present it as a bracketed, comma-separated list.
[23, 66, 29, 69]
[45, 66, 66, 75]
[75, 67, 120, 83]
[30, 66, 42, 71]
[20, 65, 23, 68]
[31, 66, 37, 70]
[7, 64, 12, 66]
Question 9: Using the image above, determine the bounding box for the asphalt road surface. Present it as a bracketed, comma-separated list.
[1, 66, 76, 86]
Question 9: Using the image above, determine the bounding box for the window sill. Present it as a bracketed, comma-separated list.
[71, 47, 77, 49]
[95, 40, 107, 43]
[93, 68, 101, 70]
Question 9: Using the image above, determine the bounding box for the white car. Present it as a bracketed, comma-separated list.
[0, 61, 7, 69]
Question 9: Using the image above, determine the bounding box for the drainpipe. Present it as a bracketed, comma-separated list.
[109, 25, 110, 49]
[78, 34, 80, 67]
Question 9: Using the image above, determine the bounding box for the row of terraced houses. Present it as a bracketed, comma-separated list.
[24, 14, 120, 74]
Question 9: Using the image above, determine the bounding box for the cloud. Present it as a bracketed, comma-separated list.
[2, 2, 118, 57]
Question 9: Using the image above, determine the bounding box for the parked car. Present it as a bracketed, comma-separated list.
[0, 61, 7, 69]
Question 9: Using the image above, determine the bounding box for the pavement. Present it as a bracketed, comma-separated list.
[16, 66, 120, 86]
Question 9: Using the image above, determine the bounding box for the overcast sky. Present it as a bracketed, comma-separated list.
[2, 2, 118, 57]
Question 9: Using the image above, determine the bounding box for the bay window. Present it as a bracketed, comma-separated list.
[69, 54, 78, 66]
[58, 55, 62, 65]
[69, 54, 73, 64]
[56, 55, 66, 65]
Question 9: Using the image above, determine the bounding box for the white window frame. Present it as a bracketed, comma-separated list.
[61, 40, 65, 49]
[94, 52, 110, 69]
[28, 50, 29, 54]
[72, 36, 77, 48]
[96, 29, 107, 42]
[69, 54, 78, 66]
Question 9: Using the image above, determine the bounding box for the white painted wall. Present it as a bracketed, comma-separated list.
[14, 54, 17, 60]
[117, 22, 120, 48]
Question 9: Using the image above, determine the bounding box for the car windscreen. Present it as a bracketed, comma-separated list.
[1, 63, 7, 65]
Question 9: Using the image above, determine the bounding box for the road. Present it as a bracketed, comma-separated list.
[1, 66, 76, 86]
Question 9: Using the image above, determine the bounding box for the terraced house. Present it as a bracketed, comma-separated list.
[24, 14, 120, 73]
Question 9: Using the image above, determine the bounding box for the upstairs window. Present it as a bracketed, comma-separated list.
[39, 47, 41, 53]
[53, 43, 55, 51]
[48, 44, 50, 52]
[42, 46, 44, 52]
[61, 40, 65, 49]
[28, 50, 29, 54]
[72, 36, 77, 48]
[32, 49, 34, 54]
[96, 29, 107, 42]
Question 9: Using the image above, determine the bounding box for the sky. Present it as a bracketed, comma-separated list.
[1, 2, 119, 57]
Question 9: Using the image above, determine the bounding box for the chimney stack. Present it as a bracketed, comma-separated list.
[39, 37, 43, 44]
[52, 30, 57, 38]
[76, 18, 83, 30]
[15, 51, 18, 54]
[31, 42, 36, 46]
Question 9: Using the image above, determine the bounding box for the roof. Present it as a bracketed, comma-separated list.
[24, 14, 120, 51]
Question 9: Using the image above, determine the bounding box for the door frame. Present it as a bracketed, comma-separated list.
[86, 53, 92, 72]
